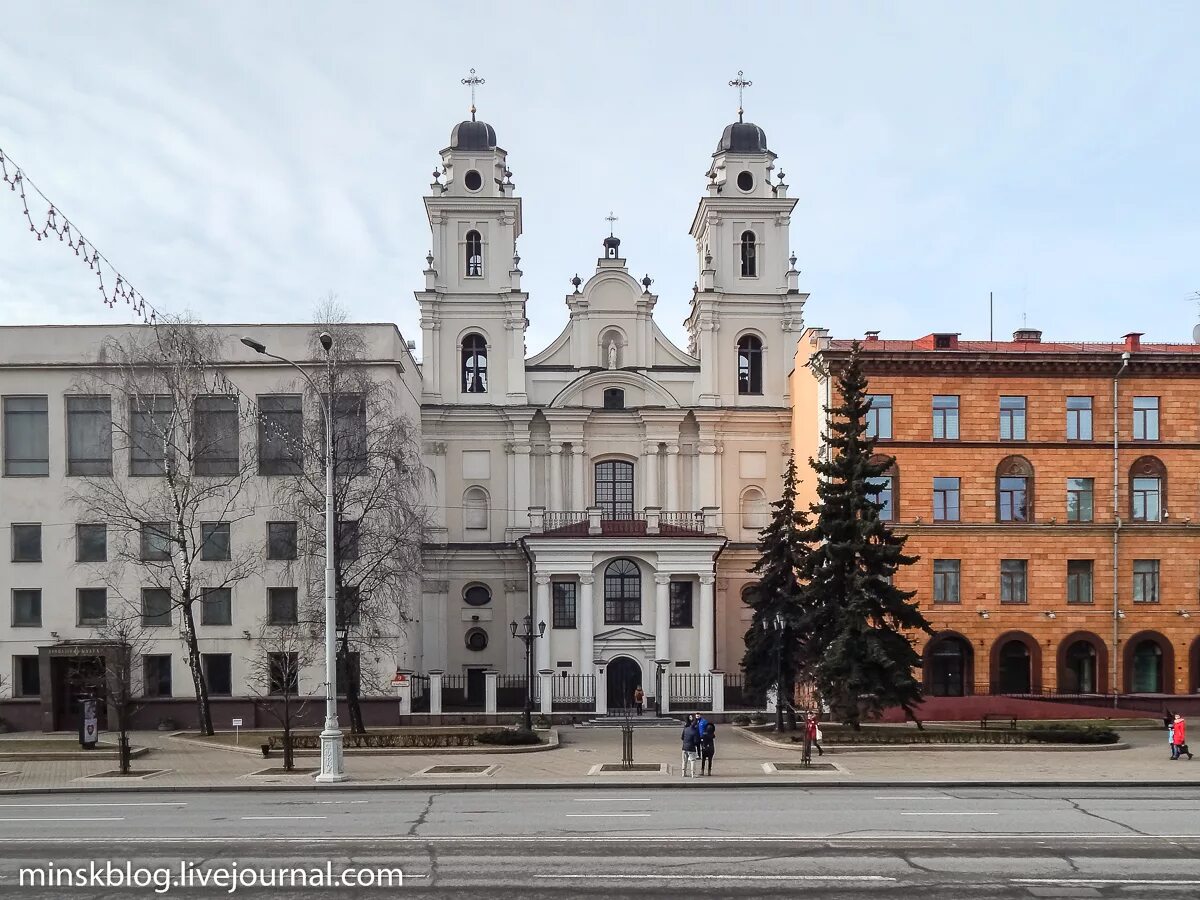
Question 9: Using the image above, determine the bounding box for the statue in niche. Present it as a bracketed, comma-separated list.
[607, 339, 618, 370]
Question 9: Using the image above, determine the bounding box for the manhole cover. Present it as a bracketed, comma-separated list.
[771, 762, 838, 772]
[423, 765, 491, 774]
[598, 764, 662, 772]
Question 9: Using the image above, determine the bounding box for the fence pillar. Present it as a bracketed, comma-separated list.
[660, 671, 672, 715]
[538, 669, 554, 716]
[428, 670, 444, 716]
[710, 670, 725, 714]
[484, 670, 498, 715]
[395, 670, 413, 718]
[594, 660, 607, 715]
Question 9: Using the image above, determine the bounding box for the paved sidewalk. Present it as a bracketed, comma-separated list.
[0, 725, 1190, 792]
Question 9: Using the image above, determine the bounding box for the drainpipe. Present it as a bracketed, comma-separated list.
[1111, 352, 1130, 705]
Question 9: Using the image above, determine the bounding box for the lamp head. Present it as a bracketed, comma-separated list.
[538, 620, 547, 637]
[509, 620, 518, 639]
[319, 332, 333, 352]
[240, 336, 267, 354]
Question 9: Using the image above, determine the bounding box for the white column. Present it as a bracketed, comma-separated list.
[513, 443, 532, 530]
[538, 669, 553, 716]
[698, 574, 715, 674]
[484, 671, 498, 715]
[428, 671, 444, 716]
[665, 443, 680, 511]
[571, 442, 586, 510]
[698, 443, 717, 509]
[578, 575, 595, 672]
[660, 669, 671, 714]
[426, 442, 448, 532]
[549, 445, 564, 511]
[642, 440, 660, 509]
[534, 575, 552, 672]
[654, 574, 671, 662]
[710, 671, 726, 714]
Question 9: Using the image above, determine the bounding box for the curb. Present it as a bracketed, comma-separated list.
[166, 728, 561, 757]
[737, 727, 1131, 753]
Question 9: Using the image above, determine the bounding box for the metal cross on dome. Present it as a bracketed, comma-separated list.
[461, 68, 485, 120]
[729, 70, 752, 122]
[605, 211, 618, 236]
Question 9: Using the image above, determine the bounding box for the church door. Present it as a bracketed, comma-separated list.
[605, 657, 641, 714]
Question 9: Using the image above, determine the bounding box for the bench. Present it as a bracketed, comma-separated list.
[980, 714, 1018, 730]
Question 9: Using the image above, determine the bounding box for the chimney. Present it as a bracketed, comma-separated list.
[864, 330, 880, 342]
[1012, 328, 1042, 343]
[1123, 332, 1143, 351]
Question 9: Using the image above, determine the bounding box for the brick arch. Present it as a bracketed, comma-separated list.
[989, 630, 1042, 693]
[1129, 455, 1167, 520]
[1055, 631, 1109, 694]
[1122, 630, 1174, 694]
[921, 631, 975, 696]
[1190, 637, 1200, 694]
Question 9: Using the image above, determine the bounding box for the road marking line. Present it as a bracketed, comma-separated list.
[535, 874, 897, 882]
[0, 817, 125, 823]
[572, 798, 652, 802]
[0, 802, 186, 809]
[1014, 879, 1200, 886]
[565, 813, 652, 818]
[240, 816, 328, 821]
[900, 811, 999, 816]
[2, 833, 1198, 844]
[874, 796, 955, 801]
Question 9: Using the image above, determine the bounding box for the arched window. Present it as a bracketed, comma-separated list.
[1130, 456, 1166, 522]
[996, 455, 1034, 522]
[1131, 639, 1163, 692]
[463, 486, 489, 530]
[594, 460, 634, 520]
[463, 584, 492, 606]
[461, 333, 488, 393]
[465, 627, 488, 651]
[739, 230, 757, 277]
[603, 558, 641, 624]
[736, 335, 763, 395]
[740, 487, 767, 530]
[603, 388, 625, 410]
[465, 230, 483, 277]
[741, 583, 760, 606]
[925, 635, 972, 697]
[868, 454, 898, 522]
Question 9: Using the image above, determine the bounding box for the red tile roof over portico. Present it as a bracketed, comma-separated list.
[825, 333, 1200, 355]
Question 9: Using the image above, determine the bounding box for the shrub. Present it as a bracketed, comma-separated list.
[533, 715, 551, 730]
[732, 715, 751, 726]
[1025, 725, 1118, 745]
[475, 728, 542, 746]
[749, 712, 766, 725]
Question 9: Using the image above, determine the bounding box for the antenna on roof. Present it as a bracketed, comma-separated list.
[989, 291, 993, 341]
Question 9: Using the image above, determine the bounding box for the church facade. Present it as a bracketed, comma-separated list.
[413, 107, 806, 707]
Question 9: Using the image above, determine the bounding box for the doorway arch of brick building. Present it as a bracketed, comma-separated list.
[1123, 630, 1174, 694]
[922, 631, 974, 697]
[989, 630, 1042, 694]
[1056, 631, 1108, 694]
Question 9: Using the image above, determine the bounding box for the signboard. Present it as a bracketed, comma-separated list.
[232, 717, 243, 745]
[80, 699, 98, 749]
[232, 718, 243, 727]
[391, 673, 408, 685]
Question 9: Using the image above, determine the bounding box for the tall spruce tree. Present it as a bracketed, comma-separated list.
[798, 343, 931, 728]
[742, 452, 811, 732]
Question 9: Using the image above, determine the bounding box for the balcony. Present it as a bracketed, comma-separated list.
[528, 506, 721, 538]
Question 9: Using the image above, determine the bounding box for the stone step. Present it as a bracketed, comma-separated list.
[577, 716, 684, 728]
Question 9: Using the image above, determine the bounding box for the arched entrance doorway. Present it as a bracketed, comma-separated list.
[924, 634, 972, 697]
[1057, 632, 1107, 694]
[606, 656, 641, 713]
[998, 641, 1031, 693]
[1123, 631, 1174, 694]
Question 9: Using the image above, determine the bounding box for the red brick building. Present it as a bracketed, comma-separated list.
[792, 328, 1200, 698]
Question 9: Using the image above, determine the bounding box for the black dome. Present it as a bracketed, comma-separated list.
[450, 119, 498, 151]
[715, 121, 768, 154]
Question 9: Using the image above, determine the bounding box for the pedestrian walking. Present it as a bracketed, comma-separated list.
[699, 720, 716, 775]
[680, 715, 700, 778]
[1164, 711, 1175, 758]
[809, 713, 824, 757]
[1172, 714, 1192, 760]
[633, 686, 645, 717]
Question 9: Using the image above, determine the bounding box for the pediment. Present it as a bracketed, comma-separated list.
[549, 369, 681, 409]
[594, 626, 656, 643]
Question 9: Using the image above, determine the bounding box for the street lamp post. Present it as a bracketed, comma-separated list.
[242, 333, 346, 782]
[509, 615, 545, 731]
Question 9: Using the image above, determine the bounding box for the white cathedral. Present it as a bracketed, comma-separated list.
[412, 94, 806, 708]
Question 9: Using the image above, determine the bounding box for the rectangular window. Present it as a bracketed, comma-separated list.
[1132, 477, 1162, 522]
[1066, 396, 1093, 440]
[77, 588, 108, 626]
[336, 585, 361, 628]
[12, 589, 42, 627]
[932, 395, 959, 440]
[200, 522, 231, 561]
[1132, 559, 1160, 603]
[865, 394, 892, 440]
[66, 395, 113, 475]
[932, 477, 960, 522]
[3, 396, 49, 476]
[869, 475, 894, 522]
[200, 587, 232, 626]
[269, 653, 300, 695]
[267, 587, 298, 625]
[321, 393, 367, 473]
[193, 395, 239, 475]
[14, 656, 41, 697]
[143, 655, 172, 697]
[140, 522, 171, 561]
[1067, 478, 1094, 523]
[337, 652, 361, 696]
[130, 395, 173, 476]
[267, 522, 298, 560]
[202, 654, 232, 696]
[1000, 559, 1027, 603]
[12, 523, 42, 562]
[999, 396, 1027, 440]
[337, 520, 360, 561]
[1133, 396, 1159, 441]
[258, 394, 303, 475]
[1067, 560, 1093, 604]
[552, 582, 577, 629]
[76, 523, 107, 562]
[998, 477, 1029, 522]
[669, 581, 694, 627]
[932, 559, 960, 604]
[141, 588, 172, 627]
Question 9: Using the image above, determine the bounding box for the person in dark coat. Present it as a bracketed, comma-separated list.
[680, 715, 700, 778]
[699, 721, 716, 775]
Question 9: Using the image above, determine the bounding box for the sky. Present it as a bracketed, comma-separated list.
[1, 1, 1197, 358]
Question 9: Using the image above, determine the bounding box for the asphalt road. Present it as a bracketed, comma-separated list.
[1, 785, 1199, 898]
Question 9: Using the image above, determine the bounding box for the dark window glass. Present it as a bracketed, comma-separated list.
[193, 395, 239, 475]
[130, 395, 173, 476]
[463, 584, 491, 607]
[998, 476, 1029, 522]
[461, 335, 488, 394]
[1133, 559, 1160, 603]
[12, 524, 42, 562]
[77, 588, 108, 626]
[736, 335, 763, 395]
[603, 388, 625, 410]
[932, 395, 959, 440]
[933, 559, 960, 604]
[14, 656, 41, 697]
[200, 587, 232, 626]
[66, 395, 113, 475]
[268, 587, 298, 625]
[269, 652, 300, 694]
[140, 523, 171, 561]
[336, 520, 360, 561]
[1067, 560, 1093, 604]
[76, 524, 107, 562]
[865, 394, 892, 439]
[1066, 396, 1093, 440]
[999, 396, 1027, 440]
[336, 652, 361, 696]
[869, 475, 894, 521]
[267, 522, 298, 560]
[739, 230, 757, 277]
[201, 522, 231, 561]
[1132, 477, 1161, 522]
[327, 393, 367, 469]
[143, 655, 172, 697]
[3, 396, 49, 475]
[603, 558, 641, 624]
[12, 589, 41, 627]
[1067, 478, 1094, 522]
[933, 477, 960, 522]
[594, 460, 635, 520]
[552, 582, 577, 629]
[465, 628, 488, 651]
[258, 394, 303, 475]
[669, 581, 693, 627]
[465, 230, 483, 276]
[336, 585, 361, 628]
[141, 588, 172, 627]
[1132, 397, 1159, 441]
[1000, 559, 1028, 603]
[202, 654, 232, 695]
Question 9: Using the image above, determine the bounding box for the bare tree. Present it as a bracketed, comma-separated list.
[277, 302, 425, 734]
[90, 597, 157, 775]
[68, 318, 262, 735]
[246, 622, 319, 771]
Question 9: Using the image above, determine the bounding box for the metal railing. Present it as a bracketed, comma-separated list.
[670, 672, 712, 703]
[660, 511, 704, 533]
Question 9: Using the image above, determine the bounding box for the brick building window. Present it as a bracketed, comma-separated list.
[1129, 456, 1166, 522]
[1000, 559, 1027, 603]
[932, 395, 959, 440]
[1066, 396, 1093, 440]
[1132, 397, 1159, 441]
[868, 455, 897, 522]
[999, 396, 1026, 440]
[1132, 559, 1159, 603]
[932, 477, 960, 522]
[932, 560, 960, 604]
[996, 456, 1033, 522]
[1067, 560, 1093, 604]
[1066, 478, 1094, 523]
[865, 394, 892, 440]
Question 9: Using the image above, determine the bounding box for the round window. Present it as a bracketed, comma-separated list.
[736, 171, 754, 192]
[464, 170, 483, 191]
[465, 627, 488, 651]
[464, 584, 491, 606]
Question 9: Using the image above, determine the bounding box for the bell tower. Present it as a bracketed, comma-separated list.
[685, 71, 806, 406]
[416, 70, 528, 405]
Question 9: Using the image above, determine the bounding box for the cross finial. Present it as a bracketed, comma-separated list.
[605, 211, 618, 237]
[461, 68, 485, 121]
[729, 70, 752, 123]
